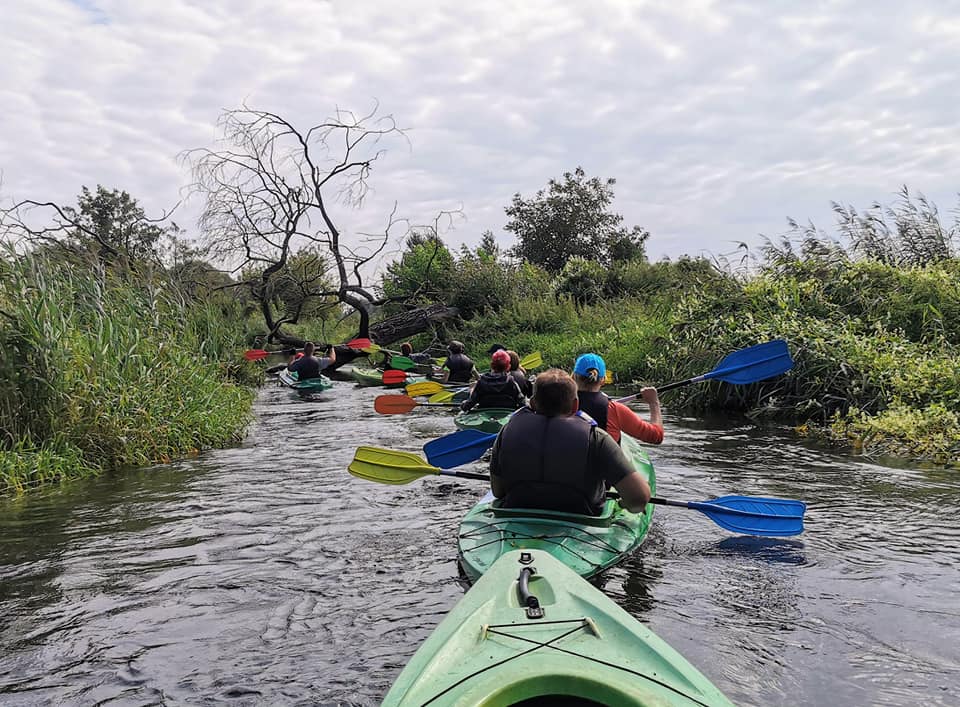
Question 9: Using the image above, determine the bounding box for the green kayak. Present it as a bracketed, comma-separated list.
[278, 370, 333, 392]
[351, 367, 425, 388]
[453, 407, 516, 434]
[458, 434, 655, 583]
[381, 549, 734, 706]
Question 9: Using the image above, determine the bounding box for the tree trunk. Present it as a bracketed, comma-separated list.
[368, 304, 459, 345]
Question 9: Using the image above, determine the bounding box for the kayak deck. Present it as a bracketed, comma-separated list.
[382, 550, 734, 706]
[453, 407, 516, 433]
[458, 434, 656, 582]
[278, 370, 333, 391]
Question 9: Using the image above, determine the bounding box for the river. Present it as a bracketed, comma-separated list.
[1, 379, 958, 706]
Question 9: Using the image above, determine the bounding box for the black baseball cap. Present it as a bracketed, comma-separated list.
[486, 343, 507, 354]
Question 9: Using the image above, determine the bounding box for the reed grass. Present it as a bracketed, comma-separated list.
[0, 250, 254, 495]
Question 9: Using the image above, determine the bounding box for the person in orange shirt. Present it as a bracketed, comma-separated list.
[573, 353, 663, 445]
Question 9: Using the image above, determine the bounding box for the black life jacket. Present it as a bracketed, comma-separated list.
[510, 369, 533, 397]
[474, 372, 524, 409]
[577, 390, 609, 431]
[493, 408, 605, 515]
[445, 353, 474, 383]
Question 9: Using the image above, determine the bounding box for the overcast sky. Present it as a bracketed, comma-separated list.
[2, 0, 959, 264]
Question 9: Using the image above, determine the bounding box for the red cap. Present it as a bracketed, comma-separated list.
[491, 350, 511, 370]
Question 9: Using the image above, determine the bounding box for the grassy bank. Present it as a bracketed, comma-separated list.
[432, 256, 960, 467]
[0, 253, 256, 495]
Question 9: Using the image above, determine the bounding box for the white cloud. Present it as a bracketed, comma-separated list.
[1, 0, 959, 265]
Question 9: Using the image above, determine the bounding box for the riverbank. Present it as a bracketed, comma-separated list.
[0, 254, 256, 495]
[435, 257, 960, 467]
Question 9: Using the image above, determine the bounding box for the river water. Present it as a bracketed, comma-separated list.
[1, 379, 958, 706]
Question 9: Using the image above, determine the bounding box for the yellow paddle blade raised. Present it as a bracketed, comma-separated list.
[406, 380, 446, 397]
[604, 371, 613, 384]
[428, 390, 456, 403]
[520, 351, 543, 370]
[348, 446, 440, 484]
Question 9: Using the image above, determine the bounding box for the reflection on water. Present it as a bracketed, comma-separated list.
[1, 383, 958, 705]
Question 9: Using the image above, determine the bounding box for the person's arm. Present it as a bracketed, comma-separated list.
[489, 434, 507, 498]
[320, 344, 336, 368]
[610, 399, 663, 445]
[640, 387, 662, 428]
[470, 365, 480, 382]
[595, 430, 651, 512]
[460, 384, 480, 412]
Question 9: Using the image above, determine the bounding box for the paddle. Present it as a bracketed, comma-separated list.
[406, 380, 443, 396]
[519, 351, 543, 370]
[387, 356, 417, 371]
[619, 339, 793, 401]
[374, 394, 459, 415]
[349, 446, 489, 484]
[648, 496, 805, 537]
[383, 369, 417, 385]
[243, 337, 374, 361]
[348, 447, 806, 536]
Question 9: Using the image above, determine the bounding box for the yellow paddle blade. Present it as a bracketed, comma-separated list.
[429, 390, 456, 403]
[347, 446, 440, 485]
[520, 351, 543, 370]
[406, 380, 446, 397]
[604, 371, 613, 384]
[436, 357, 446, 367]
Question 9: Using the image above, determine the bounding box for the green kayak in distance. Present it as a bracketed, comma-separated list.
[381, 549, 734, 707]
[351, 367, 426, 388]
[453, 407, 516, 434]
[458, 434, 656, 583]
[278, 369, 333, 392]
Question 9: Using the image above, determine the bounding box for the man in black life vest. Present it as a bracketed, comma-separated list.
[489, 368, 651, 516]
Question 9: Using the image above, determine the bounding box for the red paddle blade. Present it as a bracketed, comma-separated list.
[243, 349, 270, 361]
[346, 337, 373, 350]
[382, 370, 409, 384]
[373, 395, 419, 414]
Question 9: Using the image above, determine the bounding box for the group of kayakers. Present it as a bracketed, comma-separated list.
[421, 339, 664, 520]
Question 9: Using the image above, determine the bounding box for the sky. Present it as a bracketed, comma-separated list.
[2, 0, 960, 266]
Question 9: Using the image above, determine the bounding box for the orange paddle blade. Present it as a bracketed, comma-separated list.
[374, 395, 419, 414]
[243, 349, 271, 361]
[382, 369, 409, 384]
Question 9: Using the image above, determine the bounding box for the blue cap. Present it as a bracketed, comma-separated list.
[573, 353, 606, 378]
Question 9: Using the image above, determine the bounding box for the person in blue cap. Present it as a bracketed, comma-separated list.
[573, 353, 663, 445]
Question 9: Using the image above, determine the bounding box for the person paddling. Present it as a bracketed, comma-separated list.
[459, 350, 526, 412]
[573, 353, 663, 445]
[287, 341, 335, 380]
[441, 341, 479, 384]
[399, 341, 433, 365]
[506, 349, 533, 397]
[489, 368, 651, 516]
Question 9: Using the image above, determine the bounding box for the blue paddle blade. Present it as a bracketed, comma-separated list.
[705, 339, 794, 385]
[687, 495, 806, 537]
[424, 429, 498, 468]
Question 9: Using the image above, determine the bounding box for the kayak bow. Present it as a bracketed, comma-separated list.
[382, 549, 734, 706]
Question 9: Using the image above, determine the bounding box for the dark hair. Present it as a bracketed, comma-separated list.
[531, 368, 578, 417]
[506, 350, 520, 372]
[448, 340, 465, 354]
[302, 341, 315, 355]
[400, 342, 413, 356]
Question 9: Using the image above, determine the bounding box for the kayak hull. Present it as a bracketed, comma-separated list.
[458, 434, 656, 583]
[381, 549, 734, 707]
[453, 407, 516, 433]
[352, 367, 425, 388]
[278, 370, 333, 391]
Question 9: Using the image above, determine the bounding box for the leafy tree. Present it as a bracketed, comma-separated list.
[1, 185, 182, 272]
[504, 167, 649, 272]
[381, 231, 456, 305]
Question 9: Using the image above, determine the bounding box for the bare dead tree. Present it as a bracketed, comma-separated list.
[183, 103, 443, 344]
